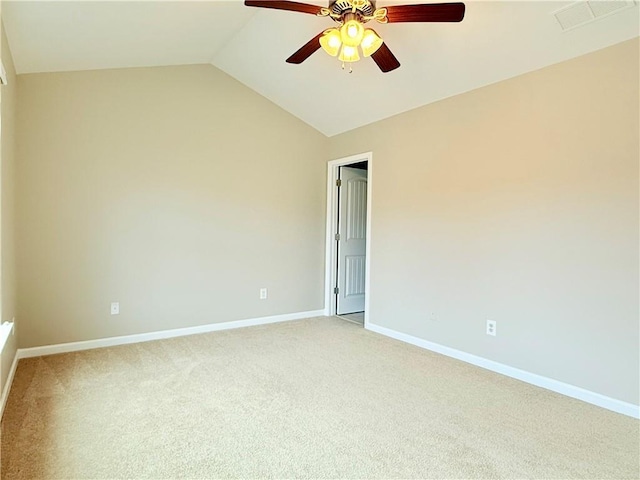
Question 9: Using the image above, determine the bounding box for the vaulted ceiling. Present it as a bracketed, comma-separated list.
[3, 1, 639, 136]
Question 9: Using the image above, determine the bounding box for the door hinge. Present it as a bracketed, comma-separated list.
[334, 287, 339, 294]
[335, 233, 340, 241]
[336, 179, 342, 187]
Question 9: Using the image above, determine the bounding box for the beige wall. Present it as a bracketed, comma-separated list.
[17, 64, 328, 348]
[1, 20, 18, 391]
[329, 39, 639, 405]
[10, 36, 639, 406]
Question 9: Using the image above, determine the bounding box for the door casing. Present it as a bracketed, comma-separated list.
[324, 152, 373, 327]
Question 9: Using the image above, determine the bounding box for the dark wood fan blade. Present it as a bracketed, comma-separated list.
[384, 3, 465, 23]
[244, 1, 323, 15]
[371, 42, 400, 73]
[286, 32, 324, 64]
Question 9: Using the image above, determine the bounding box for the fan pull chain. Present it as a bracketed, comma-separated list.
[341, 62, 354, 73]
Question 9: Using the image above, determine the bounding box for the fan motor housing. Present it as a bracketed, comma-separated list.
[330, 0, 376, 18]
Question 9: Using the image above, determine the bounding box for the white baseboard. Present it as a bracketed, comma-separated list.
[366, 322, 640, 419]
[18, 309, 325, 359]
[7, 313, 636, 420]
[0, 351, 20, 419]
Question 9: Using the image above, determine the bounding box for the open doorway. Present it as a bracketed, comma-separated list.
[324, 152, 372, 327]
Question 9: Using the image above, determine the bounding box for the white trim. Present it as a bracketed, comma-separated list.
[17, 310, 325, 359]
[0, 60, 8, 86]
[366, 322, 640, 419]
[324, 152, 373, 328]
[0, 321, 14, 351]
[0, 351, 19, 419]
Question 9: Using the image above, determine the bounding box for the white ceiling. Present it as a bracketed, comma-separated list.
[3, 1, 639, 136]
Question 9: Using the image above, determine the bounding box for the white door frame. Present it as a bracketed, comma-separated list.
[324, 152, 373, 328]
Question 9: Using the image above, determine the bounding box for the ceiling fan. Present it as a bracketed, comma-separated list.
[244, 0, 466, 73]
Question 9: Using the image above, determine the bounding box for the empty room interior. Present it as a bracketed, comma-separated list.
[0, 0, 638, 478]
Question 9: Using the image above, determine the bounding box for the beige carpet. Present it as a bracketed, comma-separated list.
[337, 312, 364, 325]
[1, 317, 638, 479]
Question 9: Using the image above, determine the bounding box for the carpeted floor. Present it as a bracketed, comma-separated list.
[1, 317, 638, 479]
[337, 312, 364, 325]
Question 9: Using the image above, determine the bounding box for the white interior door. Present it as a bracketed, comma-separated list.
[337, 166, 367, 315]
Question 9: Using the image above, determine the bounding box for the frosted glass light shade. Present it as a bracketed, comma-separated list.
[320, 28, 342, 57]
[339, 45, 361, 63]
[340, 19, 364, 47]
[361, 29, 383, 57]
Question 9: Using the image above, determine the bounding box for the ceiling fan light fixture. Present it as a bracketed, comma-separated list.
[361, 29, 383, 57]
[339, 44, 360, 63]
[320, 28, 342, 56]
[340, 19, 364, 47]
[245, 0, 467, 73]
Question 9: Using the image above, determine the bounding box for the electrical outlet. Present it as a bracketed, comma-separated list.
[110, 302, 120, 315]
[486, 319, 496, 336]
[259, 288, 268, 300]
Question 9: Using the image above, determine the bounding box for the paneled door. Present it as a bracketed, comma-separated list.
[337, 166, 367, 314]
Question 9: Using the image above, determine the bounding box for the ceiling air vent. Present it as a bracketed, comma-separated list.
[553, 0, 636, 31]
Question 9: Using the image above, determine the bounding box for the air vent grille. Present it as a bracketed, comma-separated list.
[589, 0, 632, 17]
[553, 0, 636, 31]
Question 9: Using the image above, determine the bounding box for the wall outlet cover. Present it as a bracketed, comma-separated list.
[486, 320, 497, 336]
